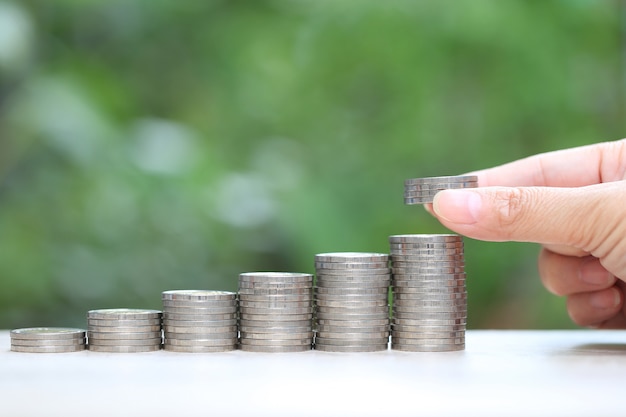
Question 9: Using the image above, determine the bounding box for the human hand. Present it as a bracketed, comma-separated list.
[429, 139, 626, 328]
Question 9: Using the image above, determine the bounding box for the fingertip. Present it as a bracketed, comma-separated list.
[432, 189, 481, 225]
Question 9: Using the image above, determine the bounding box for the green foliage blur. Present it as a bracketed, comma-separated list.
[0, 0, 623, 329]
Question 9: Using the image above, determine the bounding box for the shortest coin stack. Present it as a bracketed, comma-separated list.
[239, 272, 314, 353]
[10, 328, 86, 353]
[87, 309, 162, 353]
[162, 290, 238, 353]
[404, 175, 478, 205]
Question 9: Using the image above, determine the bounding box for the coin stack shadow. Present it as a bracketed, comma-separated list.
[389, 234, 467, 352]
[403, 175, 478, 205]
[313, 252, 391, 352]
[238, 272, 314, 353]
[10, 328, 86, 353]
[162, 290, 239, 353]
[87, 309, 163, 353]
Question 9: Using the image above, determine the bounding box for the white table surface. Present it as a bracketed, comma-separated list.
[1, 330, 626, 417]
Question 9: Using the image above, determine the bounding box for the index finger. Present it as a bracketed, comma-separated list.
[470, 139, 626, 188]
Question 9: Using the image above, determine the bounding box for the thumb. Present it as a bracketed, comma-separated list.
[431, 183, 626, 252]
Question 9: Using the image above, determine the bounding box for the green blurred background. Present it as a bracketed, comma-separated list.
[0, 0, 624, 330]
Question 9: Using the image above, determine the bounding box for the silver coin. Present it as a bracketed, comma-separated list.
[315, 287, 389, 295]
[238, 293, 313, 302]
[238, 300, 311, 309]
[316, 268, 391, 276]
[239, 325, 312, 334]
[239, 319, 312, 327]
[315, 253, 389, 263]
[240, 331, 313, 340]
[390, 246, 463, 254]
[392, 311, 467, 320]
[314, 261, 389, 270]
[404, 175, 478, 184]
[315, 293, 389, 302]
[162, 306, 238, 315]
[404, 183, 477, 192]
[391, 337, 465, 346]
[164, 331, 237, 340]
[87, 331, 162, 340]
[239, 272, 313, 280]
[314, 336, 388, 346]
[392, 272, 467, 280]
[87, 325, 162, 333]
[389, 234, 461, 243]
[392, 286, 466, 294]
[162, 319, 237, 327]
[315, 306, 389, 314]
[239, 306, 313, 315]
[237, 288, 312, 296]
[392, 267, 464, 275]
[315, 299, 388, 308]
[392, 279, 465, 288]
[391, 323, 465, 332]
[315, 274, 391, 283]
[239, 313, 312, 321]
[162, 290, 237, 301]
[315, 312, 389, 321]
[391, 343, 464, 352]
[238, 281, 312, 289]
[393, 299, 466, 308]
[11, 337, 85, 346]
[240, 344, 311, 353]
[240, 338, 312, 347]
[164, 344, 236, 353]
[88, 345, 162, 353]
[314, 343, 387, 352]
[164, 338, 238, 347]
[392, 317, 466, 326]
[88, 337, 162, 346]
[393, 292, 466, 301]
[11, 345, 86, 353]
[10, 328, 86, 340]
[315, 280, 390, 289]
[162, 299, 237, 308]
[316, 318, 389, 327]
[163, 312, 237, 321]
[393, 305, 467, 314]
[391, 330, 465, 339]
[315, 331, 389, 340]
[86, 318, 162, 327]
[87, 309, 162, 320]
[163, 325, 237, 334]
[315, 324, 390, 333]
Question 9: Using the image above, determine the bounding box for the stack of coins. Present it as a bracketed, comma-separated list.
[313, 253, 391, 352]
[389, 234, 466, 352]
[87, 309, 162, 353]
[162, 290, 238, 353]
[10, 328, 86, 353]
[404, 175, 478, 205]
[238, 272, 314, 353]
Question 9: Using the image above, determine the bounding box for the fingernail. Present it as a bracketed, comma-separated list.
[579, 258, 614, 286]
[589, 288, 620, 309]
[432, 190, 482, 224]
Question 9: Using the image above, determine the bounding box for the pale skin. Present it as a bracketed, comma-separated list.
[428, 138, 626, 328]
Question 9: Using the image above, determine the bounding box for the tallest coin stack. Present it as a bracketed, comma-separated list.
[389, 234, 467, 351]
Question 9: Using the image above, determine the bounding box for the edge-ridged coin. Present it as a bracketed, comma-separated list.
[239, 338, 312, 347]
[239, 313, 312, 321]
[88, 338, 162, 346]
[162, 290, 236, 301]
[392, 317, 466, 326]
[11, 338, 85, 347]
[316, 324, 389, 333]
[87, 331, 162, 340]
[240, 332, 313, 340]
[314, 344, 387, 352]
[87, 325, 162, 333]
[162, 300, 237, 308]
[163, 319, 237, 327]
[239, 319, 311, 327]
[315, 287, 388, 295]
[11, 345, 86, 353]
[87, 309, 162, 320]
[239, 300, 311, 309]
[315, 253, 389, 263]
[315, 331, 389, 340]
[404, 175, 478, 184]
[314, 337, 388, 346]
[164, 344, 236, 353]
[315, 262, 389, 270]
[393, 292, 467, 301]
[238, 294, 312, 302]
[315, 299, 388, 308]
[238, 325, 312, 333]
[239, 306, 313, 315]
[240, 344, 311, 353]
[238, 281, 312, 289]
[88, 345, 161, 353]
[164, 332, 237, 340]
[164, 338, 238, 347]
[393, 299, 467, 308]
[391, 330, 465, 339]
[316, 318, 389, 327]
[10, 328, 86, 340]
[163, 325, 237, 334]
[162, 306, 237, 315]
[391, 343, 464, 352]
[237, 288, 311, 295]
[316, 280, 390, 289]
[87, 318, 162, 327]
[163, 312, 237, 321]
[391, 324, 465, 332]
